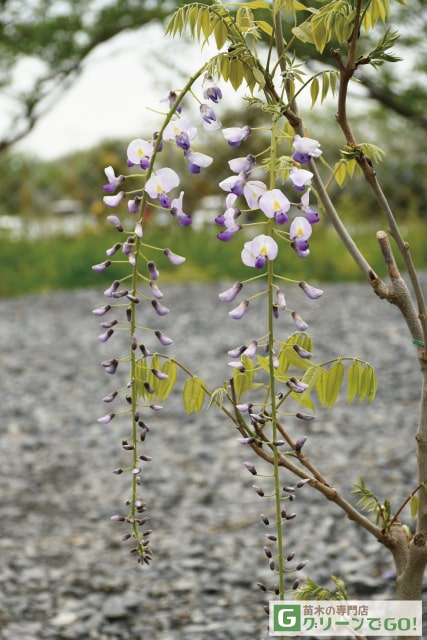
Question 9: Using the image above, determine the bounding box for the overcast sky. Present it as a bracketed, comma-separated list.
[14, 23, 219, 160]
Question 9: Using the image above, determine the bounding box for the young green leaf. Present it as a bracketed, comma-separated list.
[325, 360, 345, 408]
[183, 376, 205, 414]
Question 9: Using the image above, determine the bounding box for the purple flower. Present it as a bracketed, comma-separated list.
[97, 413, 115, 424]
[171, 191, 192, 226]
[290, 216, 312, 258]
[292, 135, 322, 164]
[299, 189, 320, 224]
[299, 280, 324, 299]
[276, 289, 286, 310]
[154, 330, 173, 346]
[106, 215, 123, 231]
[202, 74, 222, 103]
[150, 281, 163, 299]
[164, 248, 185, 265]
[103, 192, 125, 208]
[241, 234, 278, 269]
[151, 300, 170, 316]
[145, 167, 179, 209]
[147, 261, 159, 280]
[160, 90, 182, 114]
[92, 260, 111, 272]
[223, 126, 251, 147]
[216, 207, 241, 240]
[228, 154, 256, 174]
[184, 150, 213, 174]
[200, 104, 222, 130]
[229, 299, 249, 319]
[92, 304, 111, 316]
[163, 117, 197, 150]
[259, 189, 290, 222]
[292, 311, 308, 331]
[127, 138, 154, 169]
[289, 167, 313, 191]
[243, 340, 257, 358]
[103, 166, 125, 192]
[243, 180, 267, 209]
[128, 197, 142, 214]
[218, 281, 242, 302]
[219, 174, 246, 196]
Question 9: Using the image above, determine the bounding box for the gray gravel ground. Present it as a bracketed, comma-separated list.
[1, 276, 426, 639]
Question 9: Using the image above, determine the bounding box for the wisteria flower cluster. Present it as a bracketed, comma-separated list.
[93, 71, 326, 570]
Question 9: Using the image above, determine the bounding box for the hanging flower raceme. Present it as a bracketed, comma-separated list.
[292, 135, 322, 164]
[241, 234, 278, 268]
[145, 167, 179, 208]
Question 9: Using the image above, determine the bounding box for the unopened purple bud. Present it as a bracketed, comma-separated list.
[150, 404, 163, 411]
[164, 248, 186, 265]
[243, 340, 257, 358]
[147, 261, 159, 280]
[236, 403, 251, 412]
[103, 390, 118, 403]
[296, 478, 310, 488]
[97, 413, 115, 424]
[276, 289, 286, 309]
[128, 196, 142, 214]
[243, 461, 257, 475]
[110, 514, 126, 521]
[264, 547, 272, 558]
[252, 484, 264, 497]
[144, 382, 155, 394]
[112, 468, 123, 475]
[295, 436, 307, 452]
[106, 243, 121, 257]
[98, 328, 114, 342]
[269, 559, 275, 571]
[293, 344, 312, 359]
[100, 319, 117, 330]
[92, 304, 112, 316]
[256, 582, 267, 592]
[132, 467, 141, 475]
[126, 294, 139, 304]
[260, 513, 270, 525]
[229, 356, 246, 372]
[112, 289, 128, 298]
[150, 281, 164, 299]
[218, 281, 243, 302]
[92, 260, 112, 272]
[104, 280, 120, 298]
[229, 299, 249, 319]
[152, 368, 168, 380]
[140, 455, 153, 462]
[287, 551, 296, 561]
[134, 221, 143, 238]
[296, 560, 308, 570]
[299, 280, 324, 300]
[237, 436, 255, 444]
[296, 412, 316, 421]
[273, 304, 279, 319]
[293, 579, 302, 590]
[106, 215, 123, 231]
[101, 359, 118, 374]
[287, 378, 309, 393]
[273, 440, 285, 447]
[151, 300, 170, 316]
[228, 345, 246, 358]
[266, 534, 277, 541]
[154, 331, 173, 346]
[292, 311, 308, 331]
[286, 513, 297, 520]
[125, 307, 132, 322]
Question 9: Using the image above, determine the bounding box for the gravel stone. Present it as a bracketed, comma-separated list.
[1, 279, 426, 639]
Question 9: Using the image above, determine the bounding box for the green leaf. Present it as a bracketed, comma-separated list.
[242, 1, 271, 9]
[292, 365, 322, 410]
[229, 58, 244, 91]
[410, 495, 419, 520]
[292, 23, 314, 45]
[310, 77, 319, 108]
[325, 360, 344, 408]
[334, 160, 348, 188]
[155, 359, 177, 402]
[256, 20, 273, 37]
[347, 361, 360, 403]
[183, 376, 205, 413]
[233, 356, 256, 398]
[315, 368, 328, 407]
[359, 364, 377, 403]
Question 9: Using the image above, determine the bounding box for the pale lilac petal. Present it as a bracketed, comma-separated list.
[229, 299, 249, 319]
[243, 180, 267, 209]
[259, 189, 290, 219]
[299, 281, 324, 299]
[164, 248, 185, 265]
[219, 281, 242, 302]
[290, 216, 312, 241]
[289, 167, 313, 191]
[104, 192, 125, 208]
